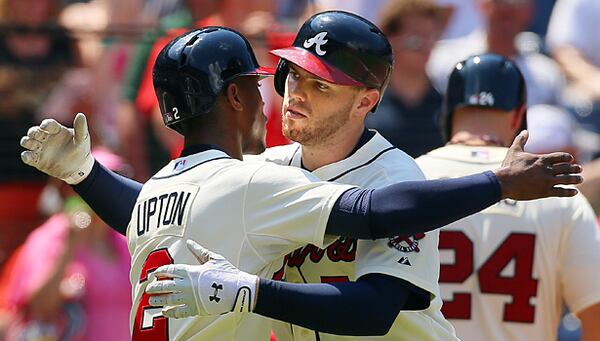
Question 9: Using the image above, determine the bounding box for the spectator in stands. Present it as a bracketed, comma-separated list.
[546, 0, 600, 137]
[0, 0, 79, 270]
[41, 0, 139, 150]
[365, 0, 446, 157]
[427, 0, 565, 107]
[41, 0, 183, 159]
[526, 0, 557, 38]
[3, 148, 131, 341]
[313, 0, 386, 24]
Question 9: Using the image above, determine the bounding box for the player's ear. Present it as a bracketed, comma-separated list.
[354, 88, 379, 117]
[225, 82, 244, 112]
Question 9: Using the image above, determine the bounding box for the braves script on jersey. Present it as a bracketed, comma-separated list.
[417, 145, 600, 341]
[126, 149, 354, 341]
[250, 132, 458, 340]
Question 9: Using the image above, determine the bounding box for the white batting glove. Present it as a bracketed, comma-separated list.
[145, 240, 259, 319]
[20, 113, 94, 185]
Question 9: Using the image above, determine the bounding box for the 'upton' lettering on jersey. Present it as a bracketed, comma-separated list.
[136, 191, 192, 236]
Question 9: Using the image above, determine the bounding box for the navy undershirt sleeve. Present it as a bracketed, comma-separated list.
[326, 171, 501, 239]
[70, 160, 500, 239]
[72, 161, 142, 235]
[254, 273, 424, 336]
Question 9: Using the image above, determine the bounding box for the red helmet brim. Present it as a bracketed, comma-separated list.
[270, 47, 364, 87]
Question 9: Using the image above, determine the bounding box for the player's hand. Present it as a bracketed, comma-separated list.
[20, 113, 94, 184]
[145, 240, 259, 319]
[494, 130, 583, 200]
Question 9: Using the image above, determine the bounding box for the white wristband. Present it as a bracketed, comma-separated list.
[231, 272, 259, 313]
[64, 154, 95, 185]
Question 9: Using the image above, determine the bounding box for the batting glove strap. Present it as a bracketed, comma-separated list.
[196, 267, 259, 315]
[64, 153, 95, 185]
[231, 272, 259, 313]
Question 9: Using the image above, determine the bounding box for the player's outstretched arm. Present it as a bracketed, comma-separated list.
[146, 240, 414, 336]
[74, 161, 142, 235]
[327, 131, 583, 239]
[21, 120, 580, 239]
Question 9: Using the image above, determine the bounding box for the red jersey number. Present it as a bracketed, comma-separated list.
[439, 231, 538, 323]
[132, 249, 174, 341]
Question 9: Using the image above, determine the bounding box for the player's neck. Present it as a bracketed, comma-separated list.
[449, 131, 508, 147]
[183, 125, 243, 160]
[300, 124, 365, 171]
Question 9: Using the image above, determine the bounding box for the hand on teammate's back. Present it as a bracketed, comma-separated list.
[493, 130, 583, 200]
[145, 240, 259, 318]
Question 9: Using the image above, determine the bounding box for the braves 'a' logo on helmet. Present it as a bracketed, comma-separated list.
[303, 32, 329, 56]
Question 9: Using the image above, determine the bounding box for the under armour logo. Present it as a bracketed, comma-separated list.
[209, 282, 223, 303]
[303, 32, 328, 56]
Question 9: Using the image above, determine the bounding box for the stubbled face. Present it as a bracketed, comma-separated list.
[281, 64, 360, 146]
[237, 76, 267, 154]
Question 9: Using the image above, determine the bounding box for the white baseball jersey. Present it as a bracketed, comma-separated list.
[126, 149, 354, 341]
[417, 145, 600, 341]
[249, 131, 458, 341]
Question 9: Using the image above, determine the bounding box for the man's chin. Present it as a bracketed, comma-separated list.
[283, 128, 308, 144]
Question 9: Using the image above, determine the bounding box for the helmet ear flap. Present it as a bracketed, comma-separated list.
[274, 59, 289, 97]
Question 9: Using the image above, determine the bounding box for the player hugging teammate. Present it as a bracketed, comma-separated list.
[18, 8, 592, 341]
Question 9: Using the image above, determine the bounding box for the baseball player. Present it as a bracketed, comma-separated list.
[240, 11, 455, 340]
[416, 53, 600, 341]
[150, 11, 456, 340]
[20, 25, 582, 341]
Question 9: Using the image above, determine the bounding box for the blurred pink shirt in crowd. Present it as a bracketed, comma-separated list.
[6, 214, 132, 341]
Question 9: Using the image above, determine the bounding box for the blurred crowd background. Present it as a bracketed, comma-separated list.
[0, 0, 598, 339]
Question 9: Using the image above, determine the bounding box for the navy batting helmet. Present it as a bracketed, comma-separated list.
[153, 27, 274, 134]
[270, 11, 393, 112]
[443, 53, 527, 140]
